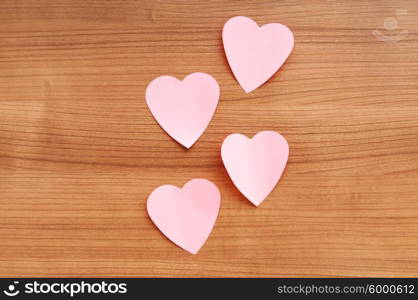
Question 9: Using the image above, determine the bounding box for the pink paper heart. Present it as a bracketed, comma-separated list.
[147, 179, 221, 254]
[145, 72, 220, 148]
[221, 131, 289, 206]
[222, 16, 294, 93]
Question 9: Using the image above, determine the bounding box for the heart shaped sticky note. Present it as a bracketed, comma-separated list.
[145, 72, 220, 148]
[147, 179, 221, 254]
[221, 131, 289, 206]
[222, 16, 294, 93]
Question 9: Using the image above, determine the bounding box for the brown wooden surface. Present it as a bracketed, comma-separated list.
[0, 0, 417, 277]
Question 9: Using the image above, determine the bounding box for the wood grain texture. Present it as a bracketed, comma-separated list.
[0, 0, 417, 277]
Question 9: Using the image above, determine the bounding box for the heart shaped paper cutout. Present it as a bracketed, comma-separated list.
[221, 131, 289, 206]
[145, 72, 220, 148]
[222, 16, 294, 93]
[147, 179, 221, 254]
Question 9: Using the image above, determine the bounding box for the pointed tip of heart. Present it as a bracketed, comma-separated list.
[245, 193, 265, 207]
[242, 85, 255, 93]
[252, 201, 262, 207]
[240, 79, 266, 93]
[185, 247, 200, 255]
[180, 140, 195, 149]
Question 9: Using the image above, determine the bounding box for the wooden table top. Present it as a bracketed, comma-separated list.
[0, 0, 417, 277]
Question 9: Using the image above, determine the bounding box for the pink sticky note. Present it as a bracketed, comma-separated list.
[145, 72, 220, 148]
[223, 16, 294, 93]
[147, 179, 221, 254]
[221, 131, 289, 206]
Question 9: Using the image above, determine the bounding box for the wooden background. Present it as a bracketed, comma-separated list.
[0, 0, 417, 277]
